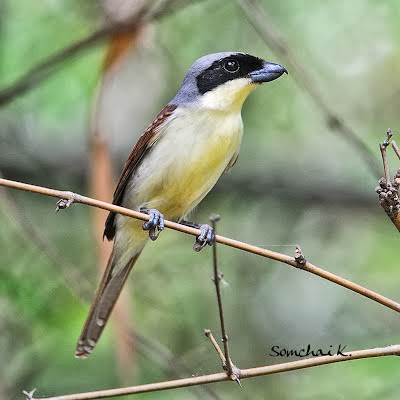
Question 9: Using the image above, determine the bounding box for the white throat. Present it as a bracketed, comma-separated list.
[198, 78, 258, 112]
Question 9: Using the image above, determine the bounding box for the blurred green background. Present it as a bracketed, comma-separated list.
[1, 1, 399, 399]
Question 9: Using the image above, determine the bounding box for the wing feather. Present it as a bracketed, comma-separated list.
[104, 104, 177, 240]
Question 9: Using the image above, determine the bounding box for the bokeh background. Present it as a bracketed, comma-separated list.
[1, 1, 399, 399]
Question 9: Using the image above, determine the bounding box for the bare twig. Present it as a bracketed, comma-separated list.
[210, 216, 230, 372]
[1, 177, 400, 313]
[237, 0, 381, 178]
[23, 344, 400, 400]
[0, 173, 93, 300]
[0, 0, 204, 107]
[375, 130, 400, 232]
[391, 141, 400, 187]
[135, 332, 223, 400]
[392, 141, 400, 160]
[208, 215, 239, 383]
[2, 171, 220, 399]
[381, 129, 394, 148]
[204, 329, 226, 365]
[379, 129, 393, 185]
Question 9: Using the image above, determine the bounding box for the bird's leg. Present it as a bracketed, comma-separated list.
[140, 208, 165, 241]
[180, 220, 216, 252]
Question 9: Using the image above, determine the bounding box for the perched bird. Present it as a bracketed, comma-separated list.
[76, 52, 287, 358]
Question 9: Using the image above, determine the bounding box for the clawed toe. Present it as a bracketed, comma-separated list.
[141, 208, 164, 240]
[193, 224, 215, 252]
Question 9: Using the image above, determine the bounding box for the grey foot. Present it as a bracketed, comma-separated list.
[141, 208, 164, 241]
[193, 224, 215, 252]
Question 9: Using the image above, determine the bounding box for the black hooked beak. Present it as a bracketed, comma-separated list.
[250, 62, 288, 83]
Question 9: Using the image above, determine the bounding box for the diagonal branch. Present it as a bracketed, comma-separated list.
[23, 344, 400, 400]
[0, 0, 205, 107]
[237, 0, 381, 178]
[1, 177, 399, 314]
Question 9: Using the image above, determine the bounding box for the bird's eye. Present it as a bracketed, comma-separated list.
[223, 59, 240, 73]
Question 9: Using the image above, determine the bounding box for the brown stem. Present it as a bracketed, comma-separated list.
[204, 329, 226, 365]
[1, 177, 399, 313]
[392, 140, 400, 160]
[23, 344, 400, 400]
[209, 215, 236, 380]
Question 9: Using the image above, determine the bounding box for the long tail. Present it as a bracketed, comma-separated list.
[75, 247, 142, 358]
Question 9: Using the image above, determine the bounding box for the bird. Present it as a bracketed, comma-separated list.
[75, 52, 287, 358]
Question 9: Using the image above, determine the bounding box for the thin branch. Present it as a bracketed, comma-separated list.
[375, 130, 400, 232]
[135, 332, 223, 400]
[1, 177, 400, 313]
[0, 173, 93, 301]
[379, 129, 393, 185]
[1, 175, 223, 400]
[23, 344, 400, 400]
[210, 216, 228, 365]
[0, 158, 378, 208]
[208, 215, 237, 382]
[0, 0, 205, 107]
[236, 0, 381, 178]
[392, 140, 400, 160]
[1, 169, 222, 399]
[391, 141, 400, 188]
[204, 329, 226, 365]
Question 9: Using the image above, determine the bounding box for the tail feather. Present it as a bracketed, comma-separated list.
[75, 249, 142, 358]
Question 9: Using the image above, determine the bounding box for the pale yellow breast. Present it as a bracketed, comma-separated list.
[124, 107, 243, 220]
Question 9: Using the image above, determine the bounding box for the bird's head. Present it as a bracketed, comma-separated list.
[171, 52, 287, 112]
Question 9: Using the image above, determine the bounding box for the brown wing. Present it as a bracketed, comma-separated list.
[104, 104, 177, 240]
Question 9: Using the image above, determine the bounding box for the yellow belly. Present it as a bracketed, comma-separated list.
[123, 107, 243, 221]
[151, 135, 239, 217]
